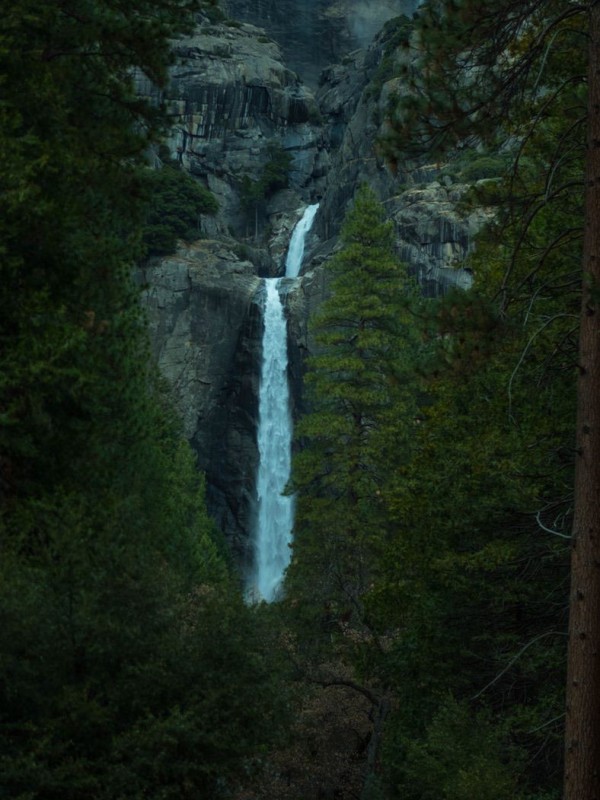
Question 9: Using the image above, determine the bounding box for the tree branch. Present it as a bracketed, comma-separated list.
[472, 630, 568, 700]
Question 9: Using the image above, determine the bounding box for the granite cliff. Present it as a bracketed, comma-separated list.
[142, 4, 491, 549]
[221, 0, 419, 86]
[160, 14, 327, 238]
[141, 240, 262, 567]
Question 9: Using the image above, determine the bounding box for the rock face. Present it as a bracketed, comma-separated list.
[149, 5, 484, 298]
[222, 0, 419, 86]
[137, 11, 332, 554]
[149, 15, 327, 240]
[311, 17, 488, 296]
[141, 5, 493, 557]
[140, 241, 262, 566]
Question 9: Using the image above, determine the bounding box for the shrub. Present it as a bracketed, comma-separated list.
[204, 5, 225, 23]
[459, 155, 508, 181]
[141, 166, 218, 256]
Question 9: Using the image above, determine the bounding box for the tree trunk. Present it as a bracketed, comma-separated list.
[564, 4, 600, 798]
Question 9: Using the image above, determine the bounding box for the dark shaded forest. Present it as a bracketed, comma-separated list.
[2, 1, 599, 799]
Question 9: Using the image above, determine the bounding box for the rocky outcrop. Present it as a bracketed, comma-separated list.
[140, 241, 263, 566]
[139, 226, 325, 556]
[390, 180, 492, 296]
[148, 16, 327, 239]
[151, 6, 486, 297]
[310, 16, 490, 296]
[283, 263, 330, 409]
[222, 0, 419, 87]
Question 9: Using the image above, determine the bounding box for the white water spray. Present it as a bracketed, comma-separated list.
[251, 204, 319, 602]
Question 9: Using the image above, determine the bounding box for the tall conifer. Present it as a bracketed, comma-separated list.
[0, 3, 289, 796]
[381, 2, 600, 795]
[289, 186, 420, 618]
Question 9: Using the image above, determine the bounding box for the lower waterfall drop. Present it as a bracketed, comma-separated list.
[253, 279, 294, 603]
[251, 203, 319, 602]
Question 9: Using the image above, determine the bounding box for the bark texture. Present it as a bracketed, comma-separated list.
[564, 4, 600, 798]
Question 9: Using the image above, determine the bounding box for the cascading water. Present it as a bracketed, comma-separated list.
[284, 203, 319, 278]
[250, 203, 319, 602]
[252, 280, 295, 603]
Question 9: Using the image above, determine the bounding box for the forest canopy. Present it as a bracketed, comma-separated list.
[282, 2, 598, 799]
[0, 3, 287, 798]
[2, 0, 599, 799]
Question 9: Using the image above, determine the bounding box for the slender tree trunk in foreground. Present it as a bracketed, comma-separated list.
[564, 4, 600, 798]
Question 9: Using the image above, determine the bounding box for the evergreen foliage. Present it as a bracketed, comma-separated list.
[0, 2, 289, 797]
[376, 287, 573, 797]
[141, 165, 219, 255]
[3, 0, 596, 797]
[288, 185, 421, 619]
[281, 173, 574, 798]
[279, 1, 588, 785]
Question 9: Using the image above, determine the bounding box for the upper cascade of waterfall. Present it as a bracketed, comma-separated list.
[285, 203, 319, 278]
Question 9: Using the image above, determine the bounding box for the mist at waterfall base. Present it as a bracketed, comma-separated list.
[249, 204, 319, 603]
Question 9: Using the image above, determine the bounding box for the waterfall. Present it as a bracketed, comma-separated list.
[285, 203, 319, 278]
[250, 203, 319, 602]
[252, 280, 295, 603]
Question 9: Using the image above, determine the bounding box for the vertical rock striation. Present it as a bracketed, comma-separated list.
[153, 16, 327, 238]
[140, 241, 262, 564]
[140, 4, 494, 558]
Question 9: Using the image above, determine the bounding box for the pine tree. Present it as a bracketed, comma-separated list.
[0, 3, 291, 796]
[288, 184, 420, 629]
[381, 2, 600, 796]
[279, 187, 423, 792]
[377, 286, 572, 796]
